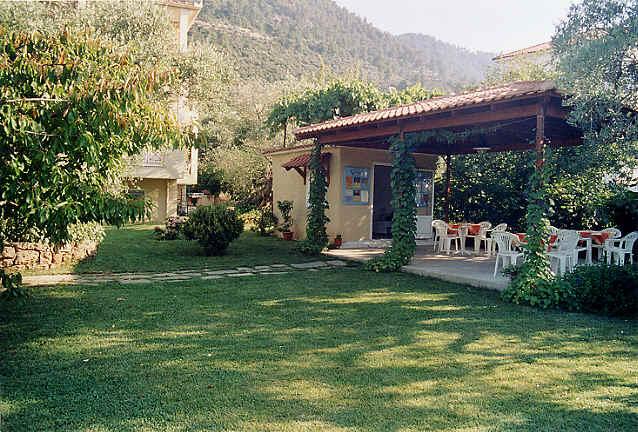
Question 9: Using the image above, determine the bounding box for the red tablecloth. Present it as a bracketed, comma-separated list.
[579, 231, 610, 245]
[448, 223, 480, 236]
[516, 233, 558, 250]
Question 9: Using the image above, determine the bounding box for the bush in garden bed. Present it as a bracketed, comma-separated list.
[155, 217, 187, 241]
[182, 205, 243, 256]
[554, 264, 638, 317]
[503, 263, 638, 317]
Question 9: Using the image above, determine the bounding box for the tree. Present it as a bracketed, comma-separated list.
[0, 28, 184, 246]
[553, 0, 638, 174]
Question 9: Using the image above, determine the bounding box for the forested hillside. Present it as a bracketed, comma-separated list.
[192, 0, 494, 91]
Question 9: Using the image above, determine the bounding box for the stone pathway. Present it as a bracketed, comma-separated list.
[21, 260, 350, 287]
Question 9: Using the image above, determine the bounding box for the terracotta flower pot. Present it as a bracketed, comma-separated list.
[334, 237, 342, 247]
[282, 231, 293, 241]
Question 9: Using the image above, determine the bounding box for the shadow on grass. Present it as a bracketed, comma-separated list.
[1, 268, 637, 431]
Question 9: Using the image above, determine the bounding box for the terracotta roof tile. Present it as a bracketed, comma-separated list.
[294, 80, 559, 138]
[281, 152, 330, 169]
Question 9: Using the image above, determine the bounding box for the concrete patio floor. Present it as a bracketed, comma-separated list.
[325, 245, 510, 291]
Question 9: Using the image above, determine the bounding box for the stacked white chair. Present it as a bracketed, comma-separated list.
[492, 231, 523, 277]
[432, 219, 445, 251]
[547, 229, 581, 276]
[432, 220, 461, 255]
[608, 231, 638, 265]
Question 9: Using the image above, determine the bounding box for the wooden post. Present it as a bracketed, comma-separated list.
[283, 120, 287, 148]
[445, 154, 451, 223]
[535, 104, 546, 176]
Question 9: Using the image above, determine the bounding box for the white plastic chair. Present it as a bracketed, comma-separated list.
[590, 228, 621, 263]
[465, 221, 492, 253]
[432, 219, 445, 251]
[608, 231, 638, 266]
[492, 232, 523, 277]
[433, 220, 461, 254]
[487, 223, 507, 257]
[547, 229, 581, 276]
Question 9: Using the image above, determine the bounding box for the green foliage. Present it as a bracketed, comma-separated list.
[553, 0, 638, 173]
[266, 76, 443, 137]
[192, 0, 493, 91]
[294, 239, 325, 256]
[277, 200, 294, 232]
[503, 152, 555, 308]
[304, 141, 330, 253]
[196, 168, 227, 197]
[240, 208, 278, 236]
[363, 250, 407, 273]
[67, 222, 105, 244]
[482, 54, 556, 88]
[182, 206, 244, 256]
[605, 190, 638, 236]
[154, 217, 186, 241]
[0, 28, 183, 245]
[555, 264, 638, 317]
[0, 269, 25, 301]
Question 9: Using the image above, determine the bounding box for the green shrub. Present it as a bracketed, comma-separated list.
[363, 251, 407, 273]
[182, 205, 243, 256]
[257, 209, 277, 236]
[295, 239, 324, 255]
[503, 263, 638, 317]
[0, 269, 25, 300]
[68, 222, 105, 243]
[239, 209, 261, 232]
[154, 217, 186, 241]
[555, 264, 638, 317]
[277, 200, 293, 232]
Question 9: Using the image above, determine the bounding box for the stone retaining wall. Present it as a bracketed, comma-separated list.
[1, 241, 99, 271]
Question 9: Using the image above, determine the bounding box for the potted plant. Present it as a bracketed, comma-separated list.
[334, 234, 343, 248]
[277, 200, 294, 240]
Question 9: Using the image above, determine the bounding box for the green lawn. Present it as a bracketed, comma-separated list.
[32, 225, 328, 275]
[1, 269, 636, 431]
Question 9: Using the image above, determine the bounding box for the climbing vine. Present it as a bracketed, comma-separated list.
[502, 143, 555, 307]
[365, 134, 417, 271]
[298, 139, 330, 254]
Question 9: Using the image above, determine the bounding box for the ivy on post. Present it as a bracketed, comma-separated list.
[365, 133, 417, 272]
[298, 139, 330, 254]
[503, 103, 555, 307]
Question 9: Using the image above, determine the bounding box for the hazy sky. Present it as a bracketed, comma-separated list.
[332, 0, 576, 54]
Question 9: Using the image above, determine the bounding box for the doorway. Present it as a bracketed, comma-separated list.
[372, 165, 393, 239]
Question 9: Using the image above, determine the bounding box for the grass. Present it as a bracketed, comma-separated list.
[1, 269, 637, 431]
[29, 225, 327, 275]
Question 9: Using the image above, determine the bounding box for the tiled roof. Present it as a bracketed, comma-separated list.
[492, 42, 552, 60]
[294, 80, 559, 138]
[281, 152, 330, 169]
[263, 142, 316, 155]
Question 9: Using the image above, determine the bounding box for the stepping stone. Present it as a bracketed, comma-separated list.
[253, 265, 272, 271]
[227, 273, 254, 277]
[290, 261, 328, 269]
[326, 260, 348, 267]
[153, 273, 180, 278]
[201, 275, 223, 280]
[270, 264, 291, 269]
[308, 269, 320, 272]
[162, 278, 191, 283]
[178, 272, 202, 277]
[205, 270, 239, 276]
[119, 279, 152, 285]
[155, 276, 193, 281]
[236, 267, 254, 272]
[260, 271, 289, 275]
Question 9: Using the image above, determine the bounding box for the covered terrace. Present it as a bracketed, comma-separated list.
[293, 80, 585, 289]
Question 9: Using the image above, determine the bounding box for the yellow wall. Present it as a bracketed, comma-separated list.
[131, 178, 180, 223]
[270, 146, 437, 242]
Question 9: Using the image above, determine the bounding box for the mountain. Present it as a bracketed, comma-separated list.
[191, 0, 495, 91]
